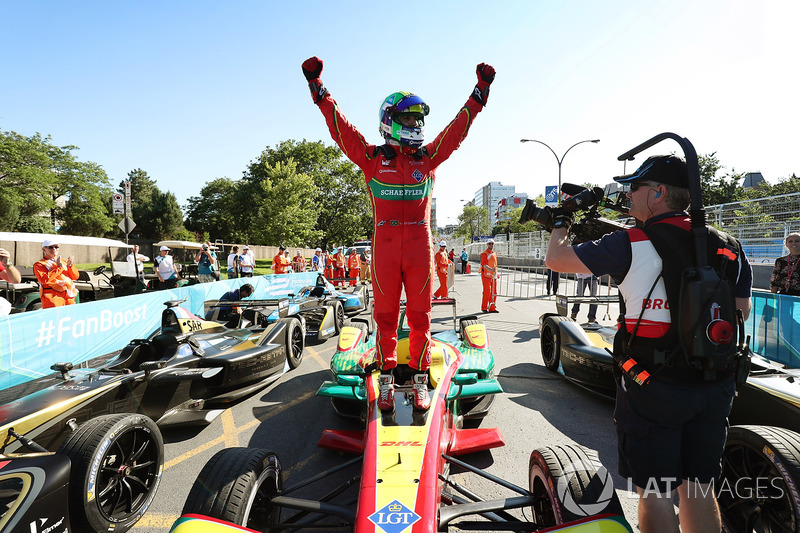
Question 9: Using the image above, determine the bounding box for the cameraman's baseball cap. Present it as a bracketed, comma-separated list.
[614, 155, 688, 188]
[160, 245, 170, 251]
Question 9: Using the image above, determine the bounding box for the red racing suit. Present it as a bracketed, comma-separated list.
[313, 93, 485, 371]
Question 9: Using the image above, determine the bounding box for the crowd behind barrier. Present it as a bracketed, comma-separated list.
[0, 272, 322, 391]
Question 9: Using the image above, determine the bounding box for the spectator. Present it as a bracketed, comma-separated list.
[154, 245, 181, 289]
[272, 246, 291, 274]
[570, 272, 598, 325]
[126, 244, 149, 282]
[227, 246, 240, 279]
[360, 246, 371, 285]
[448, 247, 455, 263]
[545, 268, 559, 296]
[460, 247, 469, 274]
[480, 239, 498, 313]
[434, 241, 452, 299]
[770, 232, 800, 296]
[218, 283, 254, 320]
[311, 248, 325, 272]
[195, 242, 217, 283]
[347, 247, 361, 286]
[239, 246, 255, 277]
[292, 250, 307, 272]
[0, 248, 22, 284]
[34, 239, 79, 307]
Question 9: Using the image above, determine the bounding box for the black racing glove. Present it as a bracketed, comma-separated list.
[471, 63, 495, 106]
[302, 56, 328, 104]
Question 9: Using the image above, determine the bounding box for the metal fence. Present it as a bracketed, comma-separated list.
[458, 192, 800, 265]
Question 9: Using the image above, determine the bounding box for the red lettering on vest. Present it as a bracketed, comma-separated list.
[642, 298, 670, 310]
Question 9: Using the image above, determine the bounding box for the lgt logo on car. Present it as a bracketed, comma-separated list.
[368, 499, 420, 533]
[557, 460, 615, 517]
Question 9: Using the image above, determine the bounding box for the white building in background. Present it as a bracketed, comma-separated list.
[474, 182, 518, 227]
[495, 193, 529, 225]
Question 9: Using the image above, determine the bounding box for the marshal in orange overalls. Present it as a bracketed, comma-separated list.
[34, 258, 79, 308]
[433, 245, 451, 299]
[480, 243, 498, 312]
[347, 250, 361, 286]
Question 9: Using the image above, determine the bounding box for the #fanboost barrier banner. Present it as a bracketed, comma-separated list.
[0, 273, 321, 391]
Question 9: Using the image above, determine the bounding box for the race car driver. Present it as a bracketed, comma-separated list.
[302, 56, 495, 412]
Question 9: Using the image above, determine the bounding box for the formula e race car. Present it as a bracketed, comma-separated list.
[0, 300, 305, 532]
[323, 298, 499, 422]
[170, 298, 633, 532]
[539, 294, 800, 531]
[266, 275, 369, 341]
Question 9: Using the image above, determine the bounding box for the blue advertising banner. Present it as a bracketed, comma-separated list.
[744, 291, 800, 368]
[0, 272, 322, 390]
[545, 185, 558, 207]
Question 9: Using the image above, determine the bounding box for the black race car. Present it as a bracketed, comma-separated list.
[0, 300, 305, 531]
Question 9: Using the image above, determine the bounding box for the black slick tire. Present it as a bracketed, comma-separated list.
[183, 447, 282, 529]
[57, 413, 164, 533]
[541, 315, 569, 371]
[720, 425, 800, 533]
[286, 317, 304, 369]
[529, 444, 623, 527]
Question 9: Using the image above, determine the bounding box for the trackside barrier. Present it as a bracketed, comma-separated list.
[0, 272, 322, 390]
[745, 291, 800, 368]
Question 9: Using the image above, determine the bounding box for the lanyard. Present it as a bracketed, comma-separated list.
[787, 255, 800, 289]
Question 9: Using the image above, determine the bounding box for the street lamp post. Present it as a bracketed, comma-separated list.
[520, 138, 600, 206]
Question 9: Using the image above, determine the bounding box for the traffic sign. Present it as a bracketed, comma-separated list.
[118, 217, 136, 234]
[112, 193, 124, 214]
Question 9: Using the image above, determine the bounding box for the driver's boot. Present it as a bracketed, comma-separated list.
[377, 373, 395, 412]
[412, 373, 431, 411]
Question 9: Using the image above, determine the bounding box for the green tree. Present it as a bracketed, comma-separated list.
[239, 159, 320, 246]
[255, 139, 370, 248]
[0, 129, 112, 233]
[184, 178, 239, 242]
[59, 163, 115, 236]
[699, 152, 745, 206]
[455, 205, 490, 242]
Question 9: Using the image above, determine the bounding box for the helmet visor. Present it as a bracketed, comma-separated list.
[393, 94, 430, 116]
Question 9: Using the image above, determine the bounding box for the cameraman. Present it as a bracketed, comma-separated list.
[545, 155, 752, 533]
[195, 243, 217, 283]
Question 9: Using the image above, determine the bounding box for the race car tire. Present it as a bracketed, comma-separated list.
[183, 447, 282, 529]
[540, 315, 569, 371]
[719, 425, 800, 533]
[332, 300, 345, 334]
[57, 413, 164, 533]
[286, 317, 305, 369]
[529, 444, 623, 527]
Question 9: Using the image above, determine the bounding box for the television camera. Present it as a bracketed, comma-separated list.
[518, 183, 633, 243]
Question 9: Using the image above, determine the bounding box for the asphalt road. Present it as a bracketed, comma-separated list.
[132, 268, 640, 532]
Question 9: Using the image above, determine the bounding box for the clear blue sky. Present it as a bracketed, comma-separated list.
[2, 0, 797, 228]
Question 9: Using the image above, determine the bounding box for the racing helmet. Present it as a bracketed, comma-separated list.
[379, 91, 430, 147]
